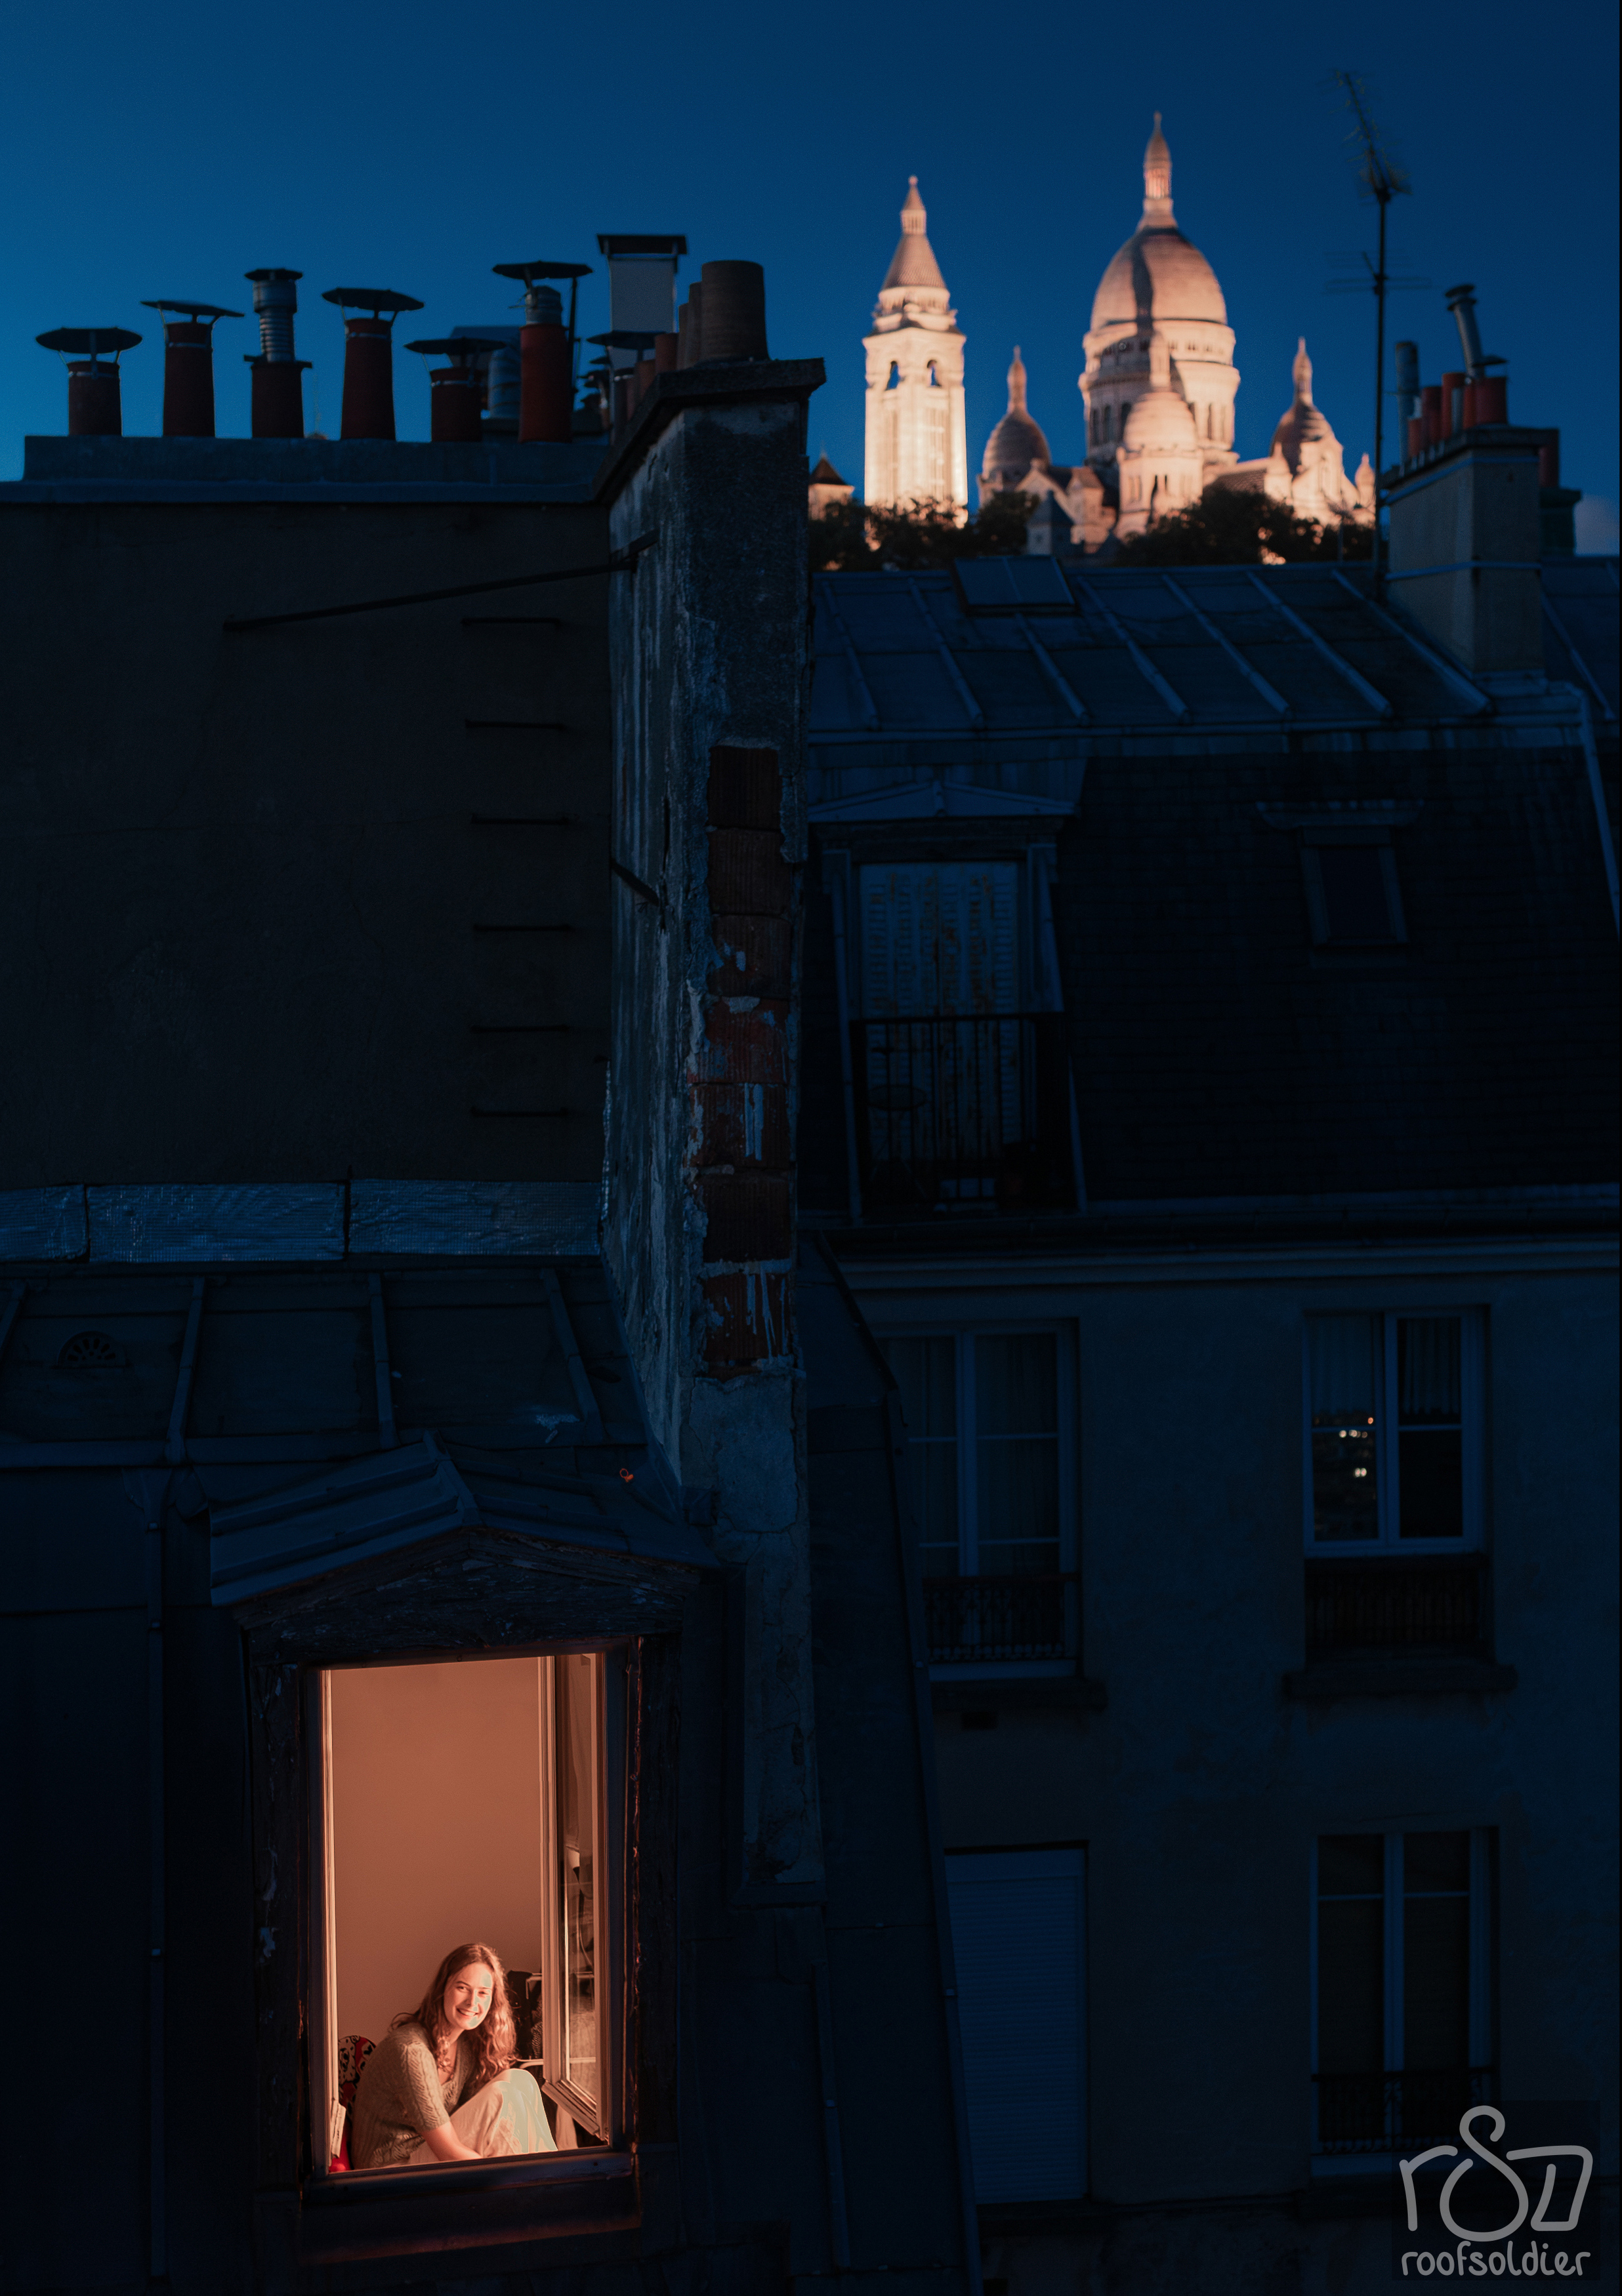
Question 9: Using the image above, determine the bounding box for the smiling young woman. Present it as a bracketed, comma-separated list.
[348, 1941, 555, 2170]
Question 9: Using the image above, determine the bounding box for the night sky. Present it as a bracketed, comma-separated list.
[3, 0, 1615, 544]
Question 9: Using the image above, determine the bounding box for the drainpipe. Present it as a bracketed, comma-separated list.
[1568, 685, 1621, 935]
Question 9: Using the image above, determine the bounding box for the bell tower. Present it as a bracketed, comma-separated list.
[862, 178, 968, 513]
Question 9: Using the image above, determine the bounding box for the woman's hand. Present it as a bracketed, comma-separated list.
[421, 2121, 483, 2163]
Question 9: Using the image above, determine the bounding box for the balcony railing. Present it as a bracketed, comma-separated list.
[1306, 1555, 1486, 1652]
[924, 1572, 1079, 1664]
[1314, 2067, 1497, 2154]
[851, 1013, 1076, 1214]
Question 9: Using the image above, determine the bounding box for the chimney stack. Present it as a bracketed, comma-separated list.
[140, 299, 241, 438]
[322, 287, 424, 442]
[36, 327, 141, 436]
[245, 270, 310, 439]
[407, 337, 505, 443]
[694, 261, 767, 362]
[493, 261, 591, 445]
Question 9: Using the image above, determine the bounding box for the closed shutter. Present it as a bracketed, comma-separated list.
[946, 1847, 1086, 2202]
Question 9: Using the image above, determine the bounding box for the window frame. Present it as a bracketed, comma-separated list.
[1309, 1828, 1495, 2161]
[879, 1320, 1079, 1682]
[1299, 827, 1407, 947]
[1301, 1309, 1486, 1557]
[305, 1641, 629, 2187]
[881, 1322, 1077, 1580]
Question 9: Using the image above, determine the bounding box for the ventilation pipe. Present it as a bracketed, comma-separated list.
[322, 287, 424, 441]
[1421, 383, 1443, 449]
[244, 270, 310, 438]
[1440, 371, 1466, 438]
[407, 336, 505, 443]
[35, 327, 141, 435]
[1445, 284, 1508, 424]
[139, 299, 241, 438]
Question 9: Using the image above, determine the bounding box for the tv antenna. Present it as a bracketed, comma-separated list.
[1328, 68, 1412, 588]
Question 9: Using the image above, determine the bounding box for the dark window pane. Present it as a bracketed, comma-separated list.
[976, 1333, 1058, 1436]
[1318, 1900, 1384, 2074]
[1398, 1319, 1461, 1423]
[1399, 1430, 1464, 1537]
[1318, 845, 1396, 941]
[1404, 1896, 1470, 2071]
[978, 1433, 1059, 1578]
[1312, 1426, 1380, 1541]
[1320, 1834, 1385, 1896]
[884, 1335, 957, 1439]
[910, 1443, 960, 1566]
[1405, 1832, 1470, 1893]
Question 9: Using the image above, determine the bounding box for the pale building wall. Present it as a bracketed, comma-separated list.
[847, 1245, 1617, 2286]
[329, 1656, 545, 2045]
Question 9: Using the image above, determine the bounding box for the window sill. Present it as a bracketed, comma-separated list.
[1285, 1656, 1516, 1700]
[299, 2147, 638, 2265]
[932, 1674, 1106, 1714]
[1298, 2172, 1400, 2220]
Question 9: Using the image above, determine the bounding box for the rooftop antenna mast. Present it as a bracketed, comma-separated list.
[1329, 68, 1410, 591]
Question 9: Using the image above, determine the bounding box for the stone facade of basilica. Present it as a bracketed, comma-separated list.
[852, 118, 1374, 546]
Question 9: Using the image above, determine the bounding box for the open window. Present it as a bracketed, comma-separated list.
[308, 1648, 625, 2178]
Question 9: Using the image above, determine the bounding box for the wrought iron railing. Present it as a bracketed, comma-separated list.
[1314, 2068, 1497, 2154]
[851, 1013, 1076, 1213]
[1306, 1556, 1486, 1651]
[924, 1572, 1079, 1664]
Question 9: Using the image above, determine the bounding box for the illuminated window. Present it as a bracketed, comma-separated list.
[310, 1650, 623, 2175]
[1313, 1830, 1493, 2155]
[1305, 1313, 1482, 1552]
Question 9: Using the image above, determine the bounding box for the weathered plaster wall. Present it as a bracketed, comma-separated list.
[602, 373, 825, 1888]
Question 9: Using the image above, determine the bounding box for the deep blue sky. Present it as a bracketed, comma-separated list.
[3, 0, 1616, 541]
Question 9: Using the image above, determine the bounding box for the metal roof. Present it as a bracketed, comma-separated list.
[808, 562, 1618, 797]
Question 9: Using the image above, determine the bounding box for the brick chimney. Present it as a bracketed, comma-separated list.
[1386, 400, 1545, 676]
[322, 287, 424, 442]
[140, 300, 241, 438]
[35, 328, 141, 436]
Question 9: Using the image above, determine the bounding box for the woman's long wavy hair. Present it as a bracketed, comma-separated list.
[393, 1941, 516, 2093]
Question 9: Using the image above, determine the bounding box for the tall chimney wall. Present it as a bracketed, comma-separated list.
[1386, 423, 1545, 674]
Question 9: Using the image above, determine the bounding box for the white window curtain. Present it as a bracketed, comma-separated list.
[860, 863, 1019, 1016]
[1308, 1313, 1379, 1420]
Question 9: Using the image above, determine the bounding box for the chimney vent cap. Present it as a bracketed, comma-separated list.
[140, 299, 243, 321]
[37, 327, 140, 358]
[587, 329, 661, 350]
[322, 287, 424, 316]
[406, 335, 508, 359]
[245, 268, 302, 284]
[493, 260, 593, 283]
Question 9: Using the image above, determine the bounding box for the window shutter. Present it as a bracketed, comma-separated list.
[946, 1849, 1086, 2201]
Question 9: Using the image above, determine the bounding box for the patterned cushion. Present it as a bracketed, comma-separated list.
[337, 2032, 375, 2111]
[331, 2034, 376, 2172]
